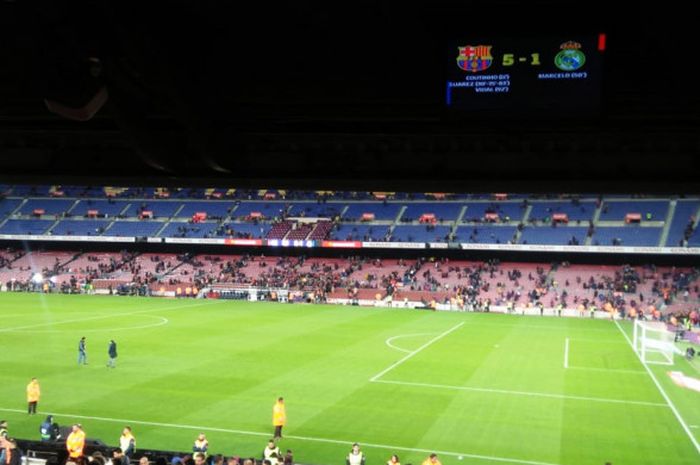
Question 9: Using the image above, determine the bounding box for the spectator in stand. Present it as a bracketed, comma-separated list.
[119, 426, 135, 462]
[346, 443, 365, 465]
[421, 454, 441, 465]
[0, 437, 20, 465]
[193, 434, 209, 458]
[387, 455, 400, 465]
[263, 440, 281, 465]
[112, 448, 128, 465]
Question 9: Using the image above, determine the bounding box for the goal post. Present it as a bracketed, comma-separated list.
[633, 319, 682, 365]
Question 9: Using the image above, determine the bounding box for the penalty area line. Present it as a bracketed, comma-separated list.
[370, 322, 464, 382]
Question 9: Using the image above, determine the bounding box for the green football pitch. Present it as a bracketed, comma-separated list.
[1, 293, 699, 465]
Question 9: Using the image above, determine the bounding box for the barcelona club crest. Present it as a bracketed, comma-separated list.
[554, 41, 586, 71]
[456, 45, 493, 72]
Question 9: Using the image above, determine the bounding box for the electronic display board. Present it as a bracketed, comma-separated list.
[445, 34, 605, 116]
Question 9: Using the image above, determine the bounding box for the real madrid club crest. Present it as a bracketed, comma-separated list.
[554, 41, 586, 71]
[456, 45, 493, 72]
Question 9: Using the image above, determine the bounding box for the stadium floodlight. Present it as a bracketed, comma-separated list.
[633, 319, 683, 365]
[32, 273, 44, 284]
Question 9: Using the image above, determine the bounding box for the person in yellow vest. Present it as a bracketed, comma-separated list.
[421, 453, 441, 465]
[26, 378, 40, 415]
[66, 424, 86, 462]
[272, 397, 286, 440]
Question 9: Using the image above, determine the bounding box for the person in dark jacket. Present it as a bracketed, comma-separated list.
[107, 340, 118, 368]
[39, 415, 60, 441]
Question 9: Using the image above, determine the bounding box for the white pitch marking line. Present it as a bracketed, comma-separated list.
[9, 315, 170, 333]
[564, 337, 569, 369]
[385, 333, 437, 354]
[614, 320, 700, 454]
[0, 300, 224, 333]
[372, 379, 668, 408]
[370, 322, 464, 382]
[690, 425, 699, 429]
[0, 407, 561, 465]
[566, 366, 646, 375]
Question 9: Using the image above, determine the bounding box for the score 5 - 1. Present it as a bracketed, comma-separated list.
[502, 53, 541, 66]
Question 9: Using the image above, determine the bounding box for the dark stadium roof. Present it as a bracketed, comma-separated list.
[0, 1, 698, 191]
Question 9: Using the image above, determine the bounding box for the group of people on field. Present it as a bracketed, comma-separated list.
[10, 386, 442, 465]
[77, 337, 118, 368]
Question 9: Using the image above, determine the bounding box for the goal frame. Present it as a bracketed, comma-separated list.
[633, 319, 676, 365]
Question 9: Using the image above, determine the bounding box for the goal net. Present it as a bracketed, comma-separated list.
[633, 320, 682, 365]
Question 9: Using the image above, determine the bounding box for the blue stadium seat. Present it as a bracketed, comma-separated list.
[519, 227, 588, 245]
[218, 223, 272, 238]
[454, 225, 517, 243]
[233, 202, 289, 219]
[0, 198, 22, 218]
[391, 225, 451, 242]
[0, 219, 54, 235]
[599, 200, 669, 221]
[287, 203, 346, 218]
[462, 203, 525, 222]
[343, 203, 402, 220]
[159, 222, 220, 238]
[19, 199, 75, 215]
[665, 201, 700, 247]
[528, 201, 596, 221]
[102, 221, 164, 237]
[592, 226, 662, 246]
[122, 201, 183, 218]
[177, 201, 234, 218]
[331, 224, 389, 241]
[400, 203, 462, 221]
[73, 200, 131, 217]
[50, 220, 110, 236]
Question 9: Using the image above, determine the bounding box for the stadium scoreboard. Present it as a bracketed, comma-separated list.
[445, 34, 605, 116]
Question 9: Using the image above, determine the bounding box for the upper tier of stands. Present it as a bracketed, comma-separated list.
[1, 185, 699, 248]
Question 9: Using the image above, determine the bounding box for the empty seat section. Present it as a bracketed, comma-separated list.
[599, 200, 669, 221]
[177, 201, 233, 218]
[50, 220, 110, 236]
[462, 203, 524, 222]
[400, 203, 462, 221]
[0, 219, 54, 235]
[519, 227, 588, 245]
[19, 199, 75, 215]
[73, 200, 130, 217]
[287, 203, 345, 218]
[102, 221, 163, 237]
[159, 222, 219, 238]
[234, 202, 288, 219]
[343, 203, 401, 220]
[528, 201, 596, 221]
[391, 225, 451, 242]
[454, 225, 517, 243]
[330, 224, 388, 241]
[592, 227, 662, 246]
